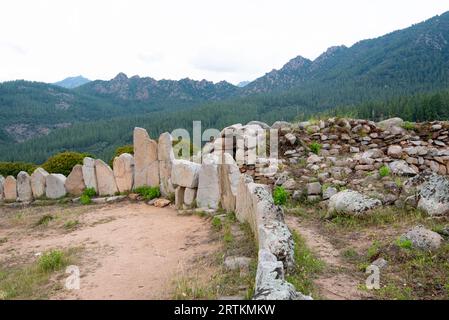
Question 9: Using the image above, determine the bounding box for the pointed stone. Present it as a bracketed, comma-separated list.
[95, 159, 119, 196]
[134, 127, 159, 187]
[82, 157, 98, 192]
[46, 174, 67, 199]
[197, 154, 220, 209]
[3, 176, 17, 201]
[113, 153, 134, 193]
[17, 171, 33, 202]
[220, 153, 241, 212]
[31, 168, 49, 198]
[65, 164, 86, 196]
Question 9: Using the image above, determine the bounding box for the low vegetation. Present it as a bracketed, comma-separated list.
[134, 186, 161, 200]
[273, 186, 288, 205]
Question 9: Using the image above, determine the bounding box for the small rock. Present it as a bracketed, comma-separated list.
[306, 182, 322, 195]
[154, 198, 171, 208]
[400, 225, 443, 251]
[224, 256, 252, 271]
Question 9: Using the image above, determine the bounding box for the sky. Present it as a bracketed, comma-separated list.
[0, 0, 448, 85]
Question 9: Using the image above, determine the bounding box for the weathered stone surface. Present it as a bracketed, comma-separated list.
[254, 250, 311, 300]
[31, 168, 48, 198]
[82, 157, 98, 192]
[401, 225, 443, 251]
[0, 175, 4, 201]
[171, 159, 201, 188]
[285, 133, 297, 145]
[175, 186, 185, 210]
[197, 154, 220, 209]
[153, 198, 171, 208]
[389, 160, 418, 176]
[271, 121, 292, 130]
[3, 176, 17, 201]
[158, 132, 175, 197]
[17, 171, 33, 202]
[224, 256, 251, 271]
[417, 174, 449, 216]
[133, 127, 159, 188]
[46, 174, 67, 199]
[113, 153, 134, 193]
[220, 153, 241, 212]
[377, 117, 404, 131]
[184, 188, 197, 207]
[95, 159, 119, 196]
[387, 145, 403, 159]
[306, 182, 321, 195]
[65, 165, 86, 196]
[328, 190, 382, 215]
[323, 186, 338, 200]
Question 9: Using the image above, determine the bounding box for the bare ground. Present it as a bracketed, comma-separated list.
[0, 202, 219, 300]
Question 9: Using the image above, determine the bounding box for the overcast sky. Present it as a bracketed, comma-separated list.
[0, 0, 448, 85]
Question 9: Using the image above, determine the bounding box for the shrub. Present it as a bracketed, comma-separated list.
[83, 187, 96, 198]
[211, 217, 222, 230]
[379, 165, 391, 177]
[273, 186, 288, 205]
[395, 237, 413, 249]
[134, 186, 161, 200]
[309, 142, 322, 155]
[42, 151, 91, 176]
[80, 194, 92, 205]
[38, 250, 67, 272]
[0, 162, 37, 177]
[402, 122, 416, 131]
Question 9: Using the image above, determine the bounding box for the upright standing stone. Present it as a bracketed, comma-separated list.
[158, 132, 175, 197]
[82, 157, 98, 192]
[31, 168, 49, 198]
[17, 171, 33, 202]
[0, 175, 5, 201]
[65, 164, 86, 196]
[220, 153, 241, 212]
[113, 153, 134, 193]
[3, 176, 17, 201]
[175, 186, 185, 210]
[46, 174, 67, 199]
[184, 188, 197, 208]
[197, 154, 220, 209]
[134, 127, 159, 187]
[95, 159, 119, 196]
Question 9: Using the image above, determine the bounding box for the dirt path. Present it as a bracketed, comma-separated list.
[285, 215, 371, 300]
[1, 202, 218, 299]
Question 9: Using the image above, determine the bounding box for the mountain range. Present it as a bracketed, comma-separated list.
[1, 10, 449, 163]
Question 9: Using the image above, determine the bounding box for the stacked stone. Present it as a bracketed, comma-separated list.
[171, 159, 201, 209]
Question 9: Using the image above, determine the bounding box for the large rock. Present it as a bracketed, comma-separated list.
[17, 171, 33, 202]
[417, 174, 449, 216]
[220, 153, 241, 212]
[133, 127, 159, 187]
[113, 153, 134, 193]
[400, 225, 443, 251]
[82, 157, 98, 192]
[254, 250, 311, 300]
[31, 168, 48, 198]
[0, 175, 4, 201]
[3, 176, 17, 201]
[65, 164, 86, 196]
[158, 132, 175, 197]
[197, 154, 220, 209]
[95, 159, 119, 196]
[389, 160, 417, 176]
[46, 174, 67, 199]
[377, 118, 404, 131]
[171, 159, 201, 188]
[328, 190, 382, 216]
[387, 145, 403, 159]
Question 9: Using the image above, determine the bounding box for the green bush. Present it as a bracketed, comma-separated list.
[379, 165, 391, 177]
[80, 194, 92, 205]
[0, 162, 37, 177]
[83, 187, 96, 198]
[401, 121, 416, 131]
[134, 186, 161, 200]
[395, 237, 413, 249]
[309, 142, 322, 155]
[273, 186, 288, 205]
[38, 250, 67, 272]
[42, 151, 91, 176]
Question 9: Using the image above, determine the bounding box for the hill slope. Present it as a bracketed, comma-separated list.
[54, 75, 91, 89]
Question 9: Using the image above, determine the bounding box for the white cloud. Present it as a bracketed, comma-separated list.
[0, 0, 447, 84]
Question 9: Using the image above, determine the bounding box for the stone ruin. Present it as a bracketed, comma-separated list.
[3, 117, 449, 299]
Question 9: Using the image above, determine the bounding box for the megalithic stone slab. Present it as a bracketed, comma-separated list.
[220, 153, 241, 212]
[31, 168, 49, 198]
[46, 174, 67, 199]
[3, 176, 17, 201]
[17, 171, 33, 202]
[65, 164, 86, 196]
[196, 154, 220, 209]
[171, 159, 201, 188]
[158, 132, 175, 196]
[134, 127, 159, 188]
[0, 175, 5, 201]
[82, 157, 98, 192]
[113, 153, 134, 193]
[95, 159, 119, 196]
